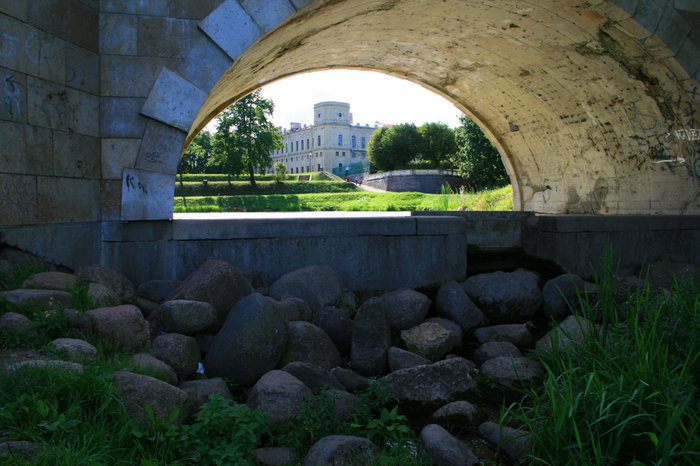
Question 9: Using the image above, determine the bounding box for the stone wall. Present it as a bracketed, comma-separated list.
[0, 0, 100, 226]
[363, 170, 469, 194]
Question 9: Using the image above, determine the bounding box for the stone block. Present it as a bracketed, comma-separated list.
[199, 0, 262, 60]
[0, 122, 51, 176]
[168, 0, 223, 19]
[0, 173, 37, 225]
[653, 8, 690, 54]
[101, 179, 122, 220]
[290, 0, 314, 9]
[675, 38, 700, 80]
[53, 131, 100, 179]
[101, 0, 167, 15]
[0, 66, 27, 123]
[65, 42, 99, 94]
[100, 97, 147, 138]
[0, 15, 41, 76]
[135, 119, 186, 175]
[37, 32, 66, 84]
[0, 121, 25, 173]
[99, 13, 137, 55]
[101, 56, 176, 97]
[138, 17, 194, 59]
[177, 29, 232, 92]
[140, 68, 207, 132]
[101, 138, 140, 179]
[27, 0, 98, 52]
[27, 77, 99, 137]
[0, 0, 27, 20]
[241, 0, 295, 33]
[37, 176, 100, 223]
[24, 125, 54, 175]
[121, 168, 175, 220]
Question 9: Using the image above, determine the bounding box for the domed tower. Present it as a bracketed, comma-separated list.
[314, 102, 351, 125]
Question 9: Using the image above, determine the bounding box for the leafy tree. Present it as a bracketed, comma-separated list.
[208, 90, 283, 187]
[274, 161, 287, 184]
[418, 122, 457, 166]
[178, 131, 213, 184]
[451, 115, 509, 190]
[367, 123, 421, 171]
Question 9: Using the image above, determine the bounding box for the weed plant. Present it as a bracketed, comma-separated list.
[504, 250, 700, 465]
[174, 180, 359, 197]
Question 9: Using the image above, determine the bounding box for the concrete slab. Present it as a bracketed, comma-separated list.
[199, 0, 261, 60]
[0, 173, 37, 225]
[27, 0, 98, 52]
[140, 68, 207, 133]
[101, 56, 177, 98]
[65, 43, 99, 94]
[101, 138, 140, 180]
[99, 13, 137, 55]
[100, 97, 147, 138]
[0, 0, 27, 20]
[100, 0, 168, 16]
[120, 168, 175, 221]
[37, 176, 101, 223]
[240, 0, 295, 33]
[27, 77, 99, 137]
[52, 131, 100, 179]
[135, 119, 187, 175]
[138, 16, 194, 59]
[100, 179, 122, 221]
[177, 29, 232, 93]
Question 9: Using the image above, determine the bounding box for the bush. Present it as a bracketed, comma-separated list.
[174, 180, 360, 197]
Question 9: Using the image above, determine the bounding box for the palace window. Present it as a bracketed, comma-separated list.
[317, 135, 321, 146]
[338, 134, 342, 145]
[352, 135, 356, 147]
[361, 137, 365, 148]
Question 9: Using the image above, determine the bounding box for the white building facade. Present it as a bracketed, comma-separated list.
[268, 102, 379, 175]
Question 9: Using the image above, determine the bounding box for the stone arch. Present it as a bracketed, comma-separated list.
[121, 0, 699, 220]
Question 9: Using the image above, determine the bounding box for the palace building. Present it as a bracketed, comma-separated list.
[268, 102, 380, 175]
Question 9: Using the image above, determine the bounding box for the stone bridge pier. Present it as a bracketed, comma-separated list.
[1, 0, 699, 285]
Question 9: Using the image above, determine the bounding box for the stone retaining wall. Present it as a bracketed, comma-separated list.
[363, 170, 468, 194]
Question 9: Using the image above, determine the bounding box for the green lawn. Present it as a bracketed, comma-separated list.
[173, 185, 513, 213]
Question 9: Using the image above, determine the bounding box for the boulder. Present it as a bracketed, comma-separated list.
[419, 424, 479, 466]
[400, 318, 462, 361]
[0, 312, 31, 333]
[472, 341, 522, 366]
[536, 314, 600, 353]
[387, 346, 431, 372]
[131, 353, 178, 385]
[303, 435, 376, 466]
[161, 300, 218, 335]
[87, 283, 121, 306]
[149, 333, 200, 382]
[267, 296, 313, 322]
[62, 308, 92, 332]
[21, 271, 79, 290]
[479, 421, 532, 463]
[113, 371, 190, 424]
[480, 356, 544, 388]
[75, 264, 137, 304]
[168, 259, 253, 329]
[10, 359, 84, 373]
[0, 289, 72, 310]
[87, 305, 149, 351]
[432, 401, 481, 427]
[0, 441, 43, 460]
[137, 280, 180, 303]
[180, 378, 233, 413]
[435, 281, 484, 332]
[135, 297, 160, 318]
[350, 297, 391, 376]
[252, 447, 298, 466]
[320, 389, 361, 420]
[542, 273, 594, 320]
[474, 324, 533, 348]
[330, 367, 369, 392]
[247, 370, 313, 425]
[315, 305, 353, 354]
[194, 333, 216, 355]
[463, 269, 542, 323]
[269, 265, 343, 316]
[381, 357, 478, 409]
[382, 288, 431, 331]
[204, 293, 287, 386]
[285, 321, 342, 370]
[50, 338, 98, 363]
[281, 361, 344, 394]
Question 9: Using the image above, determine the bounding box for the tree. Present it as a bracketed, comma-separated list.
[367, 123, 422, 171]
[274, 161, 287, 184]
[418, 122, 457, 167]
[178, 131, 213, 184]
[451, 115, 509, 190]
[208, 90, 283, 187]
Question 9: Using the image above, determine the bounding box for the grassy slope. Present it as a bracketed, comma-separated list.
[174, 185, 514, 212]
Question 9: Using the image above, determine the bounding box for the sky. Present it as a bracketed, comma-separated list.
[205, 69, 463, 132]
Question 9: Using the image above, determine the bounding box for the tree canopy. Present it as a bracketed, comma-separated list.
[367, 123, 422, 171]
[208, 90, 283, 186]
[451, 115, 509, 189]
[178, 130, 214, 176]
[418, 122, 457, 166]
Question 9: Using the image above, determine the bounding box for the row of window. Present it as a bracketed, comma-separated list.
[274, 134, 367, 155]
